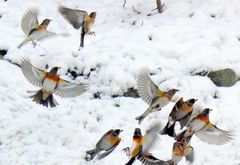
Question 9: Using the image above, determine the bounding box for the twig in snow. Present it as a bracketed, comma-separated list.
[132, 6, 141, 14]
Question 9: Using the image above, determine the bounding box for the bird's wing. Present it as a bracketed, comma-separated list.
[21, 8, 39, 35]
[185, 146, 194, 163]
[142, 123, 161, 154]
[58, 5, 87, 29]
[137, 68, 162, 105]
[138, 154, 171, 165]
[179, 111, 193, 129]
[35, 30, 56, 41]
[54, 79, 88, 98]
[97, 139, 121, 160]
[196, 123, 233, 145]
[21, 58, 45, 87]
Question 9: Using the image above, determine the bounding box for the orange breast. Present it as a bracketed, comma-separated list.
[130, 137, 143, 156]
[106, 134, 119, 145]
[173, 143, 184, 156]
[195, 114, 209, 124]
[36, 24, 46, 30]
[181, 104, 192, 112]
[45, 73, 61, 82]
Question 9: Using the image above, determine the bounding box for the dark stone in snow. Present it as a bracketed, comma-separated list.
[208, 68, 239, 87]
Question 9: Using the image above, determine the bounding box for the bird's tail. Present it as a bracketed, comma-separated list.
[29, 90, 58, 108]
[160, 121, 176, 137]
[135, 115, 145, 125]
[17, 38, 29, 49]
[86, 148, 98, 161]
[125, 157, 136, 165]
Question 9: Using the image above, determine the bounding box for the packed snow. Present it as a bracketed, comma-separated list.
[0, 0, 240, 164]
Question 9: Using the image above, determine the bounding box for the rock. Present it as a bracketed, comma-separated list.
[0, 49, 8, 59]
[207, 68, 239, 87]
[123, 87, 139, 98]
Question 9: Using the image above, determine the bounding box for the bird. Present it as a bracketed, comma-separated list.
[124, 123, 163, 165]
[135, 68, 179, 124]
[58, 5, 96, 50]
[186, 108, 233, 145]
[18, 7, 56, 49]
[21, 58, 88, 108]
[172, 139, 193, 164]
[161, 98, 198, 137]
[86, 129, 123, 161]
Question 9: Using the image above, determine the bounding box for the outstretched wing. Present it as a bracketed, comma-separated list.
[142, 123, 161, 154]
[21, 7, 39, 35]
[138, 154, 171, 165]
[54, 79, 88, 98]
[21, 58, 45, 87]
[58, 5, 88, 29]
[196, 123, 233, 145]
[137, 68, 162, 105]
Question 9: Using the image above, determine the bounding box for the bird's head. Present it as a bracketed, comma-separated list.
[111, 129, 123, 137]
[167, 89, 179, 97]
[49, 66, 61, 74]
[133, 128, 142, 138]
[89, 12, 96, 19]
[185, 98, 198, 106]
[41, 19, 52, 27]
[201, 108, 212, 116]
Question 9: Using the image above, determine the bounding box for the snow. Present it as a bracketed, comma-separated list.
[0, 0, 240, 164]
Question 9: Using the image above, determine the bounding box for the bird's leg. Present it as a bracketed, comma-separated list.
[88, 31, 95, 35]
[122, 147, 130, 156]
[79, 28, 85, 51]
[31, 40, 37, 47]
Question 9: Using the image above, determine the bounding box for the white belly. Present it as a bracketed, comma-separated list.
[189, 119, 206, 132]
[42, 79, 57, 92]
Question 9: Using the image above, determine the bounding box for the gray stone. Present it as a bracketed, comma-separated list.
[207, 68, 239, 87]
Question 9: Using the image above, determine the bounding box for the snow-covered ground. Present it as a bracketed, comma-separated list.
[0, 0, 240, 164]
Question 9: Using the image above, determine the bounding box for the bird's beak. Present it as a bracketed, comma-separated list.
[58, 67, 61, 69]
[176, 89, 179, 92]
[195, 99, 198, 102]
[120, 130, 123, 132]
[209, 109, 213, 111]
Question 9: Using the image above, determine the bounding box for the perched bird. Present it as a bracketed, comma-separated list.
[186, 108, 233, 145]
[18, 7, 55, 48]
[172, 139, 193, 164]
[86, 129, 123, 161]
[135, 68, 178, 124]
[161, 98, 198, 137]
[21, 59, 88, 108]
[124, 123, 164, 165]
[58, 5, 96, 50]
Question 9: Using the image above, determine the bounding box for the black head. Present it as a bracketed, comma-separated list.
[185, 98, 198, 106]
[201, 108, 212, 116]
[41, 19, 52, 26]
[133, 128, 142, 138]
[49, 66, 61, 74]
[111, 129, 123, 137]
[89, 12, 96, 19]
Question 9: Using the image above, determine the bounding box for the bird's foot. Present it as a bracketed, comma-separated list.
[88, 31, 95, 35]
[31, 41, 37, 47]
[122, 147, 130, 156]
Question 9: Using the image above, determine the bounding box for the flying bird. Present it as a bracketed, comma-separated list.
[161, 98, 197, 137]
[86, 129, 122, 161]
[21, 59, 88, 108]
[18, 7, 55, 48]
[124, 123, 166, 165]
[135, 68, 178, 124]
[58, 5, 96, 50]
[186, 108, 233, 145]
